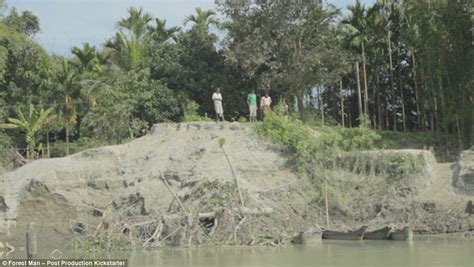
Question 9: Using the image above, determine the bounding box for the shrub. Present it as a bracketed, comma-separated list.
[183, 101, 212, 122]
[255, 111, 384, 170]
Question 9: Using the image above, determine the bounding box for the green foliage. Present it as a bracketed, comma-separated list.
[183, 101, 212, 122]
[192, 180, 237, 207]
[377, 131, 432, 149]
[80, 69, 183, 143]
[2, 8, 40, 36]
[0, 0, 470, 163]
[255, 111, 383, 171]
[0, 23, 49, 106]
[336, 151, 428, 182]
[218, 138, 225, 148]
[0, 104, 55, 158]
[67, 231, 131, 256]
[49, 138, 106, 158]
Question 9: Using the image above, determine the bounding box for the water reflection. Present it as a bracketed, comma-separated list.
[2, 235, 472, 267]
[129, 235, 473, 267]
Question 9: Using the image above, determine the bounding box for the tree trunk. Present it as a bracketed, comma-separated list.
[412, 53, 421, 131]
[388, 30, 396, 131]
[66, 123, 70, 156]
[361, 41, 369, 117]
[46, 131, 50, 158]
[393, 112, 397, 132]
[455, 114, 463, 152]
[340, 80, 345, 128]
[398, 57, 407, 133]
[318, 87, 324, 125]
[376, 76, 382, 130]
[348, 85, 353, 128]
[297, 94, 305, 122]
[372, 77, 377, 129]
[355, 61, 363, 119]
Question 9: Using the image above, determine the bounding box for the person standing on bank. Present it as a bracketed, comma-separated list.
[247, 89, 257, 122]
[260, 92, 272, 119]
[212, 88, 225, 122]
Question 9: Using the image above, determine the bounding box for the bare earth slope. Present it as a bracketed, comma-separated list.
[0, 122, 472, 251]
[0, 122, 317, 248]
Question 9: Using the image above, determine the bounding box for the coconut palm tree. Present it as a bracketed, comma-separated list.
[117, 7, 152, 40]
[58, 59, 77, 155]
[106, 7, 154, 70]
[183, 8, 218, 29]
[342, 0, 376, 120]
[71, 42, 97, 72]
[148, 18, 181, 43]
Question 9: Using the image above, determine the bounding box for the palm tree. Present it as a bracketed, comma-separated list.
[183, 8, 218, 29]
[117, 7, 152, 39]
[342, 0, 375, 120]
[58, 59, 77, 155]
[148, 18, 181, 43]
[0, 104, 55, 159]
[71, 42, 97, 72]
[106, 7, 154, 70]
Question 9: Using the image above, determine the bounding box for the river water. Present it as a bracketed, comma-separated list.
[128, 235, 473, 267]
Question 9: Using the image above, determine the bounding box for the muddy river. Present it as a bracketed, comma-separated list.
[127, 235, 473, 267]
[3, 234, 473, 266]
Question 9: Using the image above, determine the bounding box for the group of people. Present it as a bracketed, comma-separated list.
[212, 88, 288, 122]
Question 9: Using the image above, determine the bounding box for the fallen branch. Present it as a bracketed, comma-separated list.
[158, 172, 188, 213]
[219, 140, 245, 208]
[142, 221, 163, 248]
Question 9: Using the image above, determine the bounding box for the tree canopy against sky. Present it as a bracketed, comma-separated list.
[0, 0, 472, 160]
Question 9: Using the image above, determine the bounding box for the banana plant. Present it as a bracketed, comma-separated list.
[0, 104, 55, 159]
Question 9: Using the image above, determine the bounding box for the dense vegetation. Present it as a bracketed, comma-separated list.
[0, 0, 472, 164]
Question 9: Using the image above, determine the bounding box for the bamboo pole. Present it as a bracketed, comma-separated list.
[325, 182, 329, 228]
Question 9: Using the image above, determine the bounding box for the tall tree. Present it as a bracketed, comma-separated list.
[106, 7, 153, 70]
[2, 8, 40, 36]
[71, 42, 97, 73]
[183, 8, 218, 29]
[147, 18, 181, 43]
[220, 2, 348, 121]
[342, 0, 374, 118]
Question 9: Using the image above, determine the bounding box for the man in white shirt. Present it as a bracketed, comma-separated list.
[212, 88, 225, 121]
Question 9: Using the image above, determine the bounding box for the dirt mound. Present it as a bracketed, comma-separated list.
[0, 123, 472, 252]
[0, 122, 318, 250]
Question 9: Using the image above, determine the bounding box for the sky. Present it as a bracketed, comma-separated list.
[5, 0, 375, 55]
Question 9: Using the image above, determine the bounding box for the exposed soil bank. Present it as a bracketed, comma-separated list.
[0, 123, 472, 253]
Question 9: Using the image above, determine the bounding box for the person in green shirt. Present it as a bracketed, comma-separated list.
[247, 89, 257, 122]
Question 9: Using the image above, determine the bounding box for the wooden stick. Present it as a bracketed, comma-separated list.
[26, 222, 37, 260]
[142, 222, 163, 248]
[159, 172, 188, 213]
[325, 181, 330, 228]
[221, 146, 245, 208]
